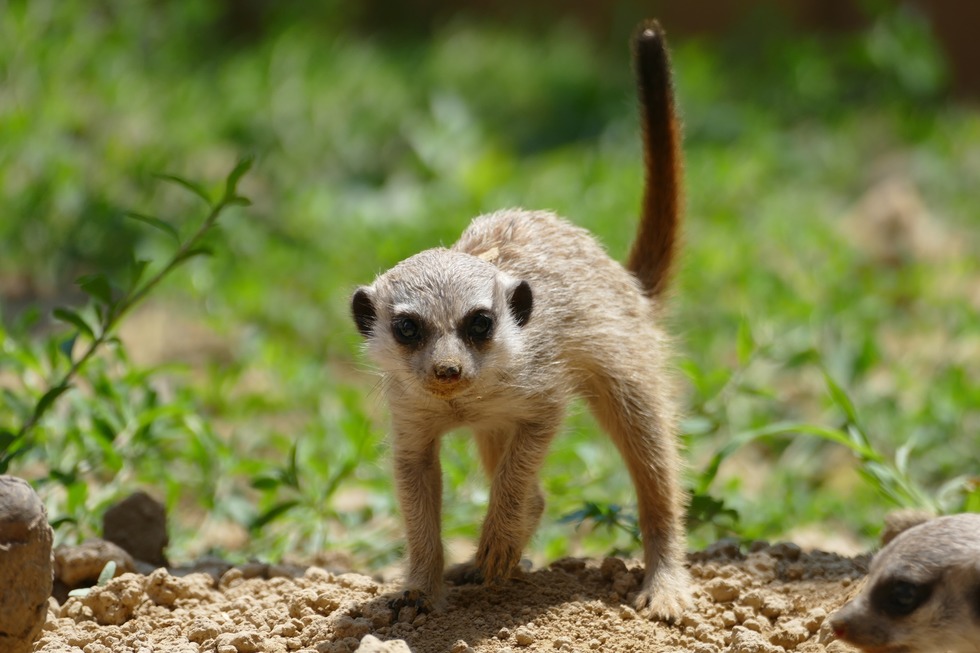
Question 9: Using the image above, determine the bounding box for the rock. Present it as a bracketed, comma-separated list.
[726, 626, 786, 653]
[102, 491, 169, 566]
[54, 538, 136, 587]
[0, 475, 54, 653]
[355, 634, 412, 652]
[704, 577, 741, 603]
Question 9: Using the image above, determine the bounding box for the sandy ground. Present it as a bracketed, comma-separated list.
[35, 540, 866, 653]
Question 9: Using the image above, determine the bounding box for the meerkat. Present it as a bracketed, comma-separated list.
[350, 21, 690, 621]
[829, 513, 980, 653]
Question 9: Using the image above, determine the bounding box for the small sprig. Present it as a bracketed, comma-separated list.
[1, 157, 253, 469]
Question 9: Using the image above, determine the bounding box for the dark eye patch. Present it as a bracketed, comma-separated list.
[392, 315, 425, 346]
[872, 578, 934, 618]
[972, 581, 980, 622]
[462, 310, 494, 344]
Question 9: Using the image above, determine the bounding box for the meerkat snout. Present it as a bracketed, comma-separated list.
[433, 361, 462, 381]
[830, 512, 980, 653]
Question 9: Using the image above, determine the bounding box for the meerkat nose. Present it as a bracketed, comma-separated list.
[828, 616, 847, 640]
[434, 362, 462, 381]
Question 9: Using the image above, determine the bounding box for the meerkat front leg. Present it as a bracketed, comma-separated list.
[448, 411, 562, 586]
[389, 426, 445, 611]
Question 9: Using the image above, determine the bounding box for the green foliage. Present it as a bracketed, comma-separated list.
[67, 560, 117, 598]
[1, 0, 977, 566]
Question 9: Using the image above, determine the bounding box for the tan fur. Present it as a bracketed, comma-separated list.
[350, 21, 690, 621]
[830, 513, 980, 653]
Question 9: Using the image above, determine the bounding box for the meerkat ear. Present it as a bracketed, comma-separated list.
[506, 279, 533, 327]
[351, 287, 377, 338]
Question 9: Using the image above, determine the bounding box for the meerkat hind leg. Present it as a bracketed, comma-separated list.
[585, 370, 692, 621]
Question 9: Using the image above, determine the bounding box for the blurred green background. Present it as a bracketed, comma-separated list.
[1, 0, 978, 567]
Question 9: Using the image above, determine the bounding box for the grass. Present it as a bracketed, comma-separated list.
[1, 1, 978, 566]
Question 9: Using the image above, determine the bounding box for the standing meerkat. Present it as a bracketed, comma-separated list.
[829, 513, 980, 653]
[350, 21, 691, 621]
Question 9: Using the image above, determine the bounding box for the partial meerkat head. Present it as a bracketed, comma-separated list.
[830, 513, 980, 653]
[351, 248, 533, 400]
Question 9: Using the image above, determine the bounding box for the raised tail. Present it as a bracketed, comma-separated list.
[626, 21, 682, 299]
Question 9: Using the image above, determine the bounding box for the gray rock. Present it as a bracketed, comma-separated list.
[103, 490, 169, 566]
[0, 475, 54, 653]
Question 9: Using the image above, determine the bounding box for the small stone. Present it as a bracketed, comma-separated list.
[803, 608, 826, 633]
[102, 491, 169, 567]
[515, 627, 535, 646]
[704, 577, 740, 603]
[740, 618, 764, 633]
[760, 594, 790, 619]
[54, 539, 135, 588]
[726, 626, 786, 653]
[600, 557, 628, 580]
[769, 619, 810, 649]
[355, 634, 412, 652]
[745, 553, 777, 582]
[767, 542, 801, 562]
[497, 627, 511, 640]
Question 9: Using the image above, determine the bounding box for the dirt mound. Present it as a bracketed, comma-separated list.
[34, 540, 867, 653]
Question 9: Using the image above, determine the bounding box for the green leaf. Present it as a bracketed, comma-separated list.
[224, 196, 252, 207]
[251, 476, 282, 491]
[223, 155, 254, 201]
[125, 212, 180, 242]
[0, 428, 15, 450]
[31, 383, 72, 425]
[156, 173, 213, 206]
[249, 500, 300, 532]
[96, 560, 117, 586]
[129, 258, 151, 292]
[174, 246, 214, 264]
[823, 370, 862, 427]
[53, 308, 95, 340]
[58, 335, 77, 362]
[77, 274, 115, 307]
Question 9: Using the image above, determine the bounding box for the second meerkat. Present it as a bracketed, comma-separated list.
[351, 21, 690, 620]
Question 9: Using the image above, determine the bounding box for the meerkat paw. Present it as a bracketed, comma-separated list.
[385, 588, 440, 622]
[476, 540, 524, 585]
[444, 561, 484, 586]
[633, 564, 693, 622]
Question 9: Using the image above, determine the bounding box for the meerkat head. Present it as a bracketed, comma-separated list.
[829, 513, 980, 653]
[351, 248, 533, 400]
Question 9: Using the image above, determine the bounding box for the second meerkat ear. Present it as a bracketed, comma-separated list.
[351, 287, 377, 338]
[506, 279, 533, 327]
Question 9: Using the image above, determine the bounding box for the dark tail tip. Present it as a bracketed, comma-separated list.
[627, 19, 682, 299]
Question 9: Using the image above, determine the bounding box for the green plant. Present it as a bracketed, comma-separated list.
[2, 158, 252, 469]
[67, 560, 117, 598]
[0, 159, 253, 542]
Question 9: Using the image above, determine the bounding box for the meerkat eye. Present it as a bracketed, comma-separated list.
[392, 316, 423, 345]
[875, 579, 932, 617]
[466, 312, 494, 342]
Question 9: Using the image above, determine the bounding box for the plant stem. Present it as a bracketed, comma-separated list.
[15, 195, 234, 441]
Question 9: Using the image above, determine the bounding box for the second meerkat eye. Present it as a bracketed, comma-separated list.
[465, 311, 494, 342]
[392, 316, 424, 345]
[874, 578, 933, 618]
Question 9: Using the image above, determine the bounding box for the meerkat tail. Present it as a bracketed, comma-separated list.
[626, 21, 682, 299]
